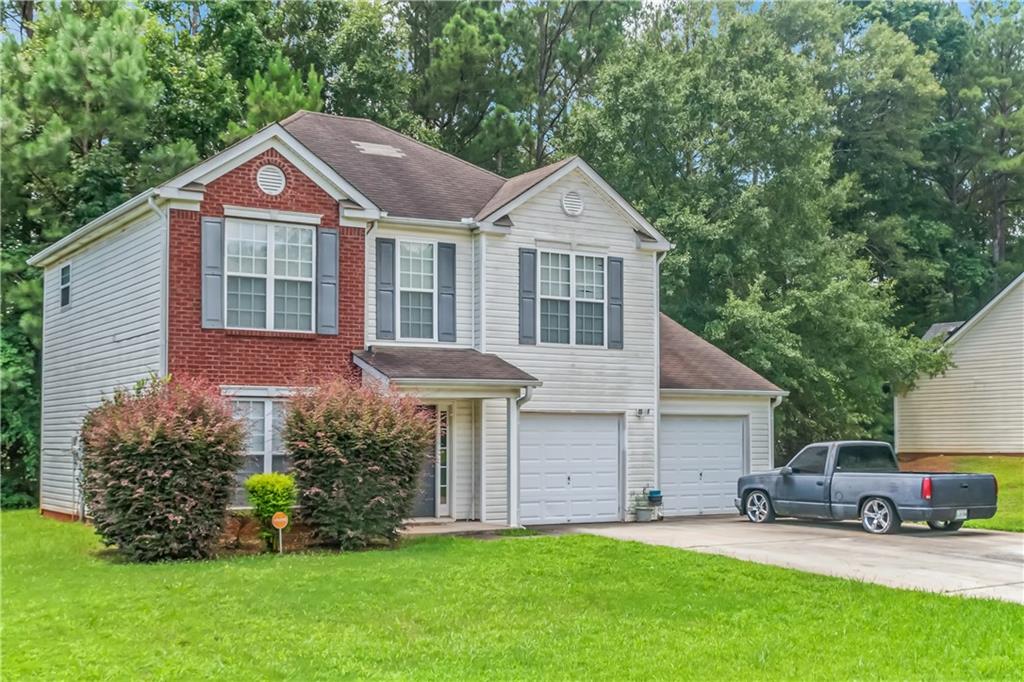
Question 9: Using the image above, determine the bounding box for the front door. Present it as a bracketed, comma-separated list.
[412, 407, 450, 518]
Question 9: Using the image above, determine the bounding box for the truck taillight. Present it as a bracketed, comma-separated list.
[922, 476, 932, 501]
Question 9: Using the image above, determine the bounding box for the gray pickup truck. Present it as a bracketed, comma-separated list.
[735, 441, 998, 534]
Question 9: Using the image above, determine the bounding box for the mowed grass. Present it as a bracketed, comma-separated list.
[2, 511, 1022, 680]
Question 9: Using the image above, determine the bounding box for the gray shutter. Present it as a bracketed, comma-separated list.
[438, 242, 456, 342]
[316, 228, 339, 335]
[608, 256, 624, 349]
[376, 238, 396, 340]
[519, 248, 537, 345]
[201, 217, 225, 328]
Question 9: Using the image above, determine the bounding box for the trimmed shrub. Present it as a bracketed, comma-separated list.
[285, 380, 435, 549]
[244, 472, 297, 550]
[80, 376, 245, 562]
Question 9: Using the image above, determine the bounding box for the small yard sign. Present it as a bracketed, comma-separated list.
[272, 512, 288, 554]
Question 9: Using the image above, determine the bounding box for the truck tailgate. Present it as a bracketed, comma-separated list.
[929, 474, 997, 507]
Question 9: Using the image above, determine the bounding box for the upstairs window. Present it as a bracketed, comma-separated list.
[538, 251, 605, 346]
[59, 264, 71, 308]
[225, 220, 314, 331]
[399, 241, 435, 339]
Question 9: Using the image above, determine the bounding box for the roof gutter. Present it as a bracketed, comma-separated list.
[660, 388, 790, 398]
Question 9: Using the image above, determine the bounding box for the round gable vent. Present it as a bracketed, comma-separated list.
[561, 190, 584, 216]
[256, 164, 286, 196]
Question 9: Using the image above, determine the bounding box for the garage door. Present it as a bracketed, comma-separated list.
[519, 413, 621, 525]
[659, 415, 746, 516]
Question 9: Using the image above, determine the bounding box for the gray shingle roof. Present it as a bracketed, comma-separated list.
[922, 321, 964, 342]
[660, 314, 782, 392]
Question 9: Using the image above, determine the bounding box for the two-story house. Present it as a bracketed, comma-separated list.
[29, 111, 785, 526]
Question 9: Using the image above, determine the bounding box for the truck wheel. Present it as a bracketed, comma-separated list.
[927, 520, 964, 532]
[861, 497, 900, 534]
[744, 490, 775, 523]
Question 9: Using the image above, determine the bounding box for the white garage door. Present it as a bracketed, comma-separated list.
[519, 413, 621, 525]
[659, 415, 746, 516]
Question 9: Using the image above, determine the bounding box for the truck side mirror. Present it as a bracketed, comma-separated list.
[779, 466, 793, 476]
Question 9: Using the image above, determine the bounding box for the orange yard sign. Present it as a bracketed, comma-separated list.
[271, 512, 289, 530]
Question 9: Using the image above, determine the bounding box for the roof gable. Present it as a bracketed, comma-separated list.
[943, 272, 1023, 348]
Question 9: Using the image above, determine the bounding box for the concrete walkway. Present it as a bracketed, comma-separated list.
[568, 516, 1024, 603]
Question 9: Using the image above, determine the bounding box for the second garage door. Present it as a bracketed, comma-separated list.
[659, 415, 746, 516]
[519, 413, 621, 525]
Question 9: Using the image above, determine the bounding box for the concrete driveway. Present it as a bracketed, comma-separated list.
[569, 516, 1024, 603]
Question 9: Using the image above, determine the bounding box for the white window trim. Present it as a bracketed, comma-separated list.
[536, 249, 608, 348]
[395, 236, 439, 342]
[58, 261, 72, 310]
[224, 218, 317, 333]
[229, 393, 291, 509]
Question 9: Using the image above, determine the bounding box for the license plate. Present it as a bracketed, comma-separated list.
[955, 509, 968, 520]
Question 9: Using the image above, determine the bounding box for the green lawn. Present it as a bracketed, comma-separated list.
[956, 456, 1024, 532]
[2, 511, 1021, 680]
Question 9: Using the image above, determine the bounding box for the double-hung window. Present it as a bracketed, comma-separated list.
[539, 251, 606, 346]
[231, 398, 290, 506]
[225, 220, 315, 331]
[399, 241, 435, 339]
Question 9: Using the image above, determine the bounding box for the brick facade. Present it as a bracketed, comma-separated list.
[167, 148, 364, 386]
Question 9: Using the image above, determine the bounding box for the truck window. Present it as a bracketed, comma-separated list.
[835, 445, 898, 472]
[788, 446, 829, 475]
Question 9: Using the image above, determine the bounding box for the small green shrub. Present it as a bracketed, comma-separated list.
[285, 380, 435, 549]
[244, 472, 297, 550]
[80, 375, 244, 562]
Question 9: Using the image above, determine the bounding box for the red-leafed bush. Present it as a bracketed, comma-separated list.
[80, 376, 245, 562]
[285, 380, 434, 549]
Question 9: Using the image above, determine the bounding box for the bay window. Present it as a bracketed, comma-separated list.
[225, 220, 314, 331]
[538, 251, 606, 346]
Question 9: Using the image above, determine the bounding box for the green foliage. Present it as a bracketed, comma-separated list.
[223, 50, 324, 142]
[285, 381, 435, 549]
[244, 472, 297, 550]
[2, 0, 1021, 496]
[80, 376, 245, 562]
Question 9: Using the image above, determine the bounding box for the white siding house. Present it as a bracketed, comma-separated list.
[896, 273, 1024, 456]
[38, 210, 167, 515]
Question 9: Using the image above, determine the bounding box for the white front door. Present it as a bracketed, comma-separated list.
[659, 415, 746, 516]
[519, 413, 621, 525]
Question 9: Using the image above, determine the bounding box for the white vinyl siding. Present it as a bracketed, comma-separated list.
[896, 279, 1024, 455]
[365, 225, 474, 346]
[40, 212, 166, 515]
[482, 170, 660, 521]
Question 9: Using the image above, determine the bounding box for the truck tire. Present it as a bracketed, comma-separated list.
[744, 490, 775, 523]
[927, 520, 964, 532]
[861, 497, 900, 534]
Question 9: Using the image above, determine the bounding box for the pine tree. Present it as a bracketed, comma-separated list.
[223, 51, 324, 142]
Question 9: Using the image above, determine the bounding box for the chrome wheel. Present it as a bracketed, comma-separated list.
[862, 498, 894, 534]
[745, 491, 771, 523]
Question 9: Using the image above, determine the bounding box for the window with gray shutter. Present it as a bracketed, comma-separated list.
[376, 238, 396, 339]
[316, 228, 339, 335]
[201, 217, 225, 328]
[608, 257, 624, 349]
[519, 248, 537, 344]
[437, 242, 456, 342]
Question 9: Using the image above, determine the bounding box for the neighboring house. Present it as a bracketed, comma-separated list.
[896, 272, 1024, 457]
[29, 111, 786, 525]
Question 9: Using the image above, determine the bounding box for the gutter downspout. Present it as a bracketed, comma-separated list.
[506, 386, 534, 527]
[769, 394, 784, 467]
[147, 196, 169, 377]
